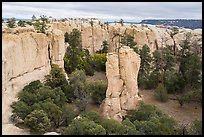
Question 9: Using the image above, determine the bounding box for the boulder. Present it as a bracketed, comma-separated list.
[44, 132, 60, 135]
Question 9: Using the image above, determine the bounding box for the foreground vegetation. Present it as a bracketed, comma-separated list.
[11, 75, 201, 135]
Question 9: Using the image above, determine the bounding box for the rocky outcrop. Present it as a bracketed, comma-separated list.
[2, 28, 66, 135]
[50, 23, 202, 55]
[47, 29, 66, 68]
[2, 26, 36, 34]
[2, 124, 30, 135]
[102, 46, 141, 122]
[44, 132, 60, 135]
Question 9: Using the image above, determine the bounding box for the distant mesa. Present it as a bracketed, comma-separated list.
[140, 19, 202, 29]
[2, 17, 202, 29]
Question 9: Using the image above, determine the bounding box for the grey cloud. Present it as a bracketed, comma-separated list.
[2, 2, 202, 22]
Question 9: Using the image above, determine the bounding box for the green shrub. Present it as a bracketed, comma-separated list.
[133, 115, 176, 135]
[68, 70, 90, 112]
[45, 64, 67, 89]
[98, 40, 109, 53]
[101, 118, 127, 135]
[11, 101, 32, 120]
[32, 99, 63, 127]
[60, 104, 77, 126]
[16, 80, 41, 106]
[77, 49, 95, 76]
[17, 20, 26, 27]
[193, 88, 202, 103]
[64, 32, 69, 43]
[63, 117, 106, 135]
[138, 75, 149, 89]
[35, 86, 67, 107]
[126, 102, 163, 122]
[122, 118, 135, 128]
[154, 83, 168, 102]
[165, 72, 185, 94]
[69, 69, 86, 84]
[74, 97, 89, 112]
[80, 111, 103, 124]
[52, 88, 67, 107]
[83, 62, 95, 76]
[86, 80, 107, 105]
[122, 118, 141, 135]
[176, 95, 188, 107]
[189, 119, 202, 135]
[61, 84, 76, 103]
[146, 71, 161, 89]
[24, 110, 51, 134]
[23, 80, 43, 93]
[7, 17, 16, 28]
[73, 81, 89, 112]
[17, 90, 37, 106]
[10, 79, 67, 129]
[33, 15, 49, 34]
[26, 21, 33, 26]
[126, 102, 176, 135]
[120, 34, 138, 53]
[92, 53, 107, 72]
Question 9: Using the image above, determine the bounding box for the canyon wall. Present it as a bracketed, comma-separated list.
[2, 28, 66, 135]
[102, 46, 141, 122]
[50, 22, 202, 55]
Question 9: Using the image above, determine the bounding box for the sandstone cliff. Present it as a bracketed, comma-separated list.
[102, 46, 141, 122]
[2, 28, 66, 135]
[50, 23, 202, 55]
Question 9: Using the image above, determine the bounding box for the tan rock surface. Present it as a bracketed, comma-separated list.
[2, 124, 30, 135]
[102, 46, 141, 121]
[2, 28, 66, 135]
[48, 29, 66, 68]
[50, 22, 202, 55]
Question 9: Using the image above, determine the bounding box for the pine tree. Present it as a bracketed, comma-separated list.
[33, 15, 49, 34]
[7, 17, 16, 28]
[138, 44, 152, 88]
[120, 34, 138, 53]
[17, 20, 26, 27]
[161, 45, 176, 85]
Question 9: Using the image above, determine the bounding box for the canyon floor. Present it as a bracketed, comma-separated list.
[89, 72, 202, 128]
[4, 72, 202, 135]
[140, 89, 202, 128]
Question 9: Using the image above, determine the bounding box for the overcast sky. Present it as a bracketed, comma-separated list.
[2, 2, 202, 22]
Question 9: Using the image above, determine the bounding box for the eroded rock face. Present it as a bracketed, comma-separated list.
[50, 23, 202, 55]
[2, 28, 66, 135]
[47, 29, 66, 68]
[102, 46, 141, 122]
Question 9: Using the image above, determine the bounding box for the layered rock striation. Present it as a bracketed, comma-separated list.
[2, 28, 66, 135]
[102, 46, 141, 122]
[50, 22, 202, 55]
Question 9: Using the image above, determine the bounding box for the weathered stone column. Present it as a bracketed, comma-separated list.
[102, 46, 141, 122]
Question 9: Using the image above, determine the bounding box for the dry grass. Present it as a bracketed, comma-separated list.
[139, 89, 202, 127]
